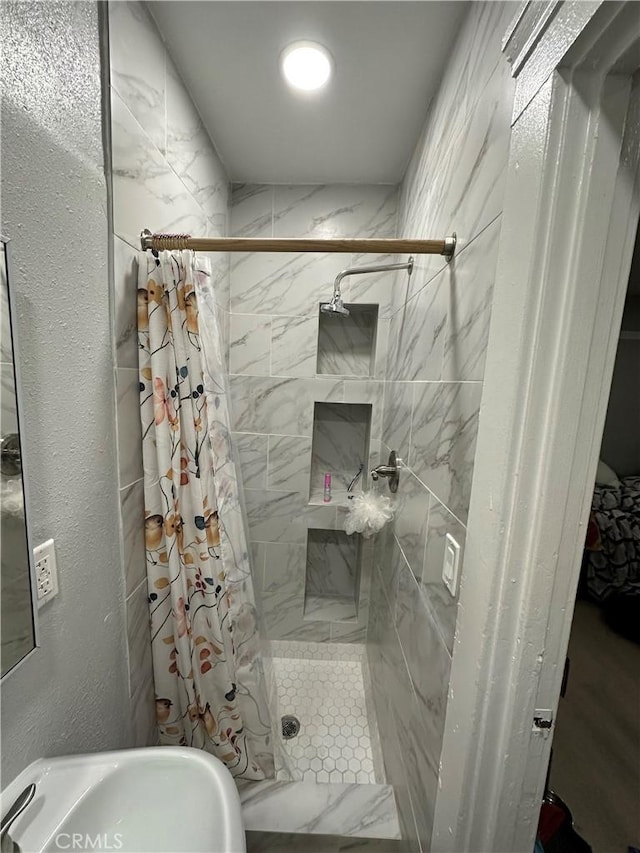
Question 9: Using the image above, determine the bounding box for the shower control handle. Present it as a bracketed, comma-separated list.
[370, 450, 400, 493]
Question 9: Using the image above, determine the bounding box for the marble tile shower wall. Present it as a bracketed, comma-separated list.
[107, 1, 230, 746]
[229, 184, 398, 644]
[368, 3, 518, 850]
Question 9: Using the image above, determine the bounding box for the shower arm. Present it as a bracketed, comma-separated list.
[331, 257, 414, 300]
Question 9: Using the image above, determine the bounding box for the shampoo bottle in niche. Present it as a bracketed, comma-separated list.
[323, 473, 332, 503]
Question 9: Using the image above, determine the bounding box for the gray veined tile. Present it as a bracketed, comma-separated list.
[382, 382, 413, 462]
[230, 251, 346, 317]
[387, 274, 446, 382]
[347, 252, 402, 320]
[394, 680, 440, 850]
[373, 319, 390, 380]
[444, 57, 514, 245]
[261, 542, 306, 639]
[306, 528, 359, 599]
[409, 380, 482, 524]
[229, 376, 312, 436]
[304, 595, 357, 623]
[310, 402, 371, 498]
[271, 316, 318, 378]
[114, 236, 140, 369]
[463, 1, 519, 110]
[116, 368, 144, 487]
[111, 92, 208, 250]
[317, 306, 378, 378]
[342, 380, 384, 440]
[370, 527, 400, 607]
[126, 579, 156, 746]
[389, 468, 430, 582]
[240, 779, 400, 838]
[442, 216, 501, 382]
[234, 432, 268, 490]
[229, 314, 271, 375]
[244, 490, 336, 544]
[250, 542, 267, 590]
[394, 557, 451, 772]
[421, 493, 466, 655]
[108, 1, 165, 154]
[231, 184, 273, 237]
[395, 14, 514, 268]
[330, 622, 367, 643]
[230, 375, 343, 436]
[121, 479, 146, 596]
[207, 247, 231, 313]
[132, 676, 157, 748]
[273, 185, 398, 240]
[165, 56, 229, 223]
[268, 435, 312, 492]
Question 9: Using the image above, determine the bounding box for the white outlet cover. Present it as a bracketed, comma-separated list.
[442, 533, 461, 597]
[34, 538, 58, 607]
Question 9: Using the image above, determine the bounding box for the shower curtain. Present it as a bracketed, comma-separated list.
[138, 249, 273, 780]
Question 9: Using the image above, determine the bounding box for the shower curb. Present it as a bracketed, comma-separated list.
[238, 779, 400, 839]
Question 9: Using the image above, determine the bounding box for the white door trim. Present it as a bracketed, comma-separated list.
[432, 4, 640, 851]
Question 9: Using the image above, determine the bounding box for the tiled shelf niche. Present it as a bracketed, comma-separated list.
[317, 303, 379, 377]
[309, 401, 372, 506]
[303, 528, 360, 623]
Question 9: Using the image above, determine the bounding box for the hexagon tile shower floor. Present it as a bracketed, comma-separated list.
[272, 655, 379, 784]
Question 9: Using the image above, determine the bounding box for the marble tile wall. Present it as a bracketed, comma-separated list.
[367, 3, 518, 851]
[230, 184, 398, 645]
[107, 1, 230, 746]
[317, 306, 379, 377]
[306, 529, 359, 602]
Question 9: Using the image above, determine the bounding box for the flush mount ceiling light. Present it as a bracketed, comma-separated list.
[280, 41, 333, 92]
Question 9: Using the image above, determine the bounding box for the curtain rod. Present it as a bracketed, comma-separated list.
[140, 229, 457, 259]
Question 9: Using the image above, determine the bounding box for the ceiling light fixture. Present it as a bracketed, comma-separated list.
[280, 41, 333, 92]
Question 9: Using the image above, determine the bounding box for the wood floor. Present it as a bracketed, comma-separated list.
[550, 599, 640, 853]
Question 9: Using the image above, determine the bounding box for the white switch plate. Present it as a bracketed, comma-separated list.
[442, 533, 461, 596]
[34, 538, 58, 607]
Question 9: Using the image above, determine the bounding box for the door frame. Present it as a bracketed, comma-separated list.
[432, 4, 640, 851]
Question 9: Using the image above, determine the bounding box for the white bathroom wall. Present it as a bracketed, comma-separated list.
[0, 1, 132, 783]
[107, 0, 231, 746]
[368, 3, 518, 850]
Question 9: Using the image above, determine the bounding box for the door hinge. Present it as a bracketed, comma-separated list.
[533, 709, 554, 734]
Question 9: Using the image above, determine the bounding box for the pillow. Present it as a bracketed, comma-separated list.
[595, 459, 620, 488]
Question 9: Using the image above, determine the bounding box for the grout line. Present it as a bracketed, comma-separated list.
[119, 477, 144, 495]
[387, 211, 503, 321]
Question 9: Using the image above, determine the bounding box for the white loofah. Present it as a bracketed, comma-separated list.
[344, 491, 394, 539]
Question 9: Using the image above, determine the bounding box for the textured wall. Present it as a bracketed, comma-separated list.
[229, 184, 397, 644]
[107, 0, 231, 745]
[367, 3, 518, 850]
[0, 1, 132, 783]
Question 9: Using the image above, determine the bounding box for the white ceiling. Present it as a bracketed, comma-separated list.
[149, 2, 469, 184]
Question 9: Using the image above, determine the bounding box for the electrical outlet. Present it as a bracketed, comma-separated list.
[34, 539, 58, 607]
[442, 533, 461, 597]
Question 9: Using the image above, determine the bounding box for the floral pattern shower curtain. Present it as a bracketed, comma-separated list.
[138, 250, 272, 780]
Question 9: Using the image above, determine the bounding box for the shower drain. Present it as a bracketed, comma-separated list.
[281, 715, 300, 740]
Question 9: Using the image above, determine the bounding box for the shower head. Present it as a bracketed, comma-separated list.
[320, 256, 414, 319]
[320, 294, 350, 316]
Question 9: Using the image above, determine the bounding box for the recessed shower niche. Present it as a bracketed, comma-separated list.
[304, 528, 360, 623]
[309, 401, 372, 505]
[317, 303, 379, 376]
